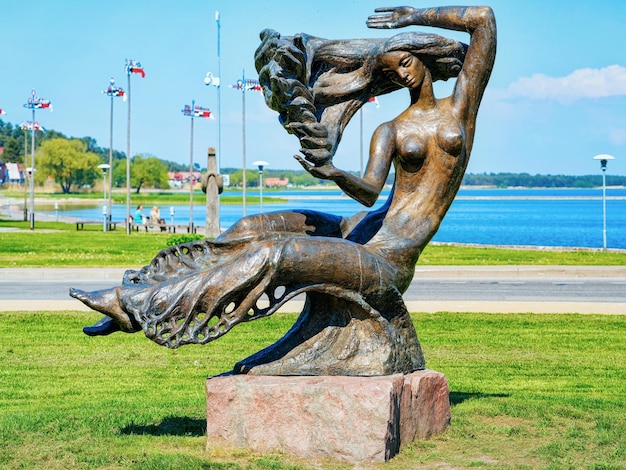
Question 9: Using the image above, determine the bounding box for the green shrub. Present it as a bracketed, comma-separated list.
[166, 234, 205, 246]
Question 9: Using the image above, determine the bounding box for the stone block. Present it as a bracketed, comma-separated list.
[205, 369, 450, 462]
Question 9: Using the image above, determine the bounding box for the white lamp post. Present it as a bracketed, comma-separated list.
[182, 101, 213, 233]
[102, 78, 124, 231]
[25, 167, 35, 223]
[252, 160, 269, 213]
[23, 90, 52, 230]
[230, 73, 261, 217]
[20, 121, 42, 222]
[124, 59, 145, 234]
[97, 164, 111, 232]
[592, 154, 616, 251]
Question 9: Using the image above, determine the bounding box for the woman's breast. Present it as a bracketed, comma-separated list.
[437, 124, 464, 156]
[395, 120, 464, 170]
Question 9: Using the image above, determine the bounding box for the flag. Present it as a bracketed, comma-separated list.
[193, 106, 213, 118]
[20, 121, 43, 131]
[246, 79, 261, 91]
[130, 66, 145, 78]
[368, 96, 380, 108]
[230, 79, 261, 91]
[182, 104, 213, 119]
[104, 86, 125, 98]
[0, 108, 6, 115]
[126, 60, 145, 78]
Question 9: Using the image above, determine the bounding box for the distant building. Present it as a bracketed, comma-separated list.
[264, 177, 289, 188]
[168, 171, 202, 188]
[0, 161, 25, 186]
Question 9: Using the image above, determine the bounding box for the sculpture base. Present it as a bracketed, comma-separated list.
[205, 369, 450, 462]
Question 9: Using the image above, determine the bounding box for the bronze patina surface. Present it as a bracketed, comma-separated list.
[71, 6, 496, 376]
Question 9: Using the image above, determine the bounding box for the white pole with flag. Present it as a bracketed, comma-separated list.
[182, 102, 213, 233]
[102, 78, 124, 231]
[125, 59, 145, 234]
[230, 72, 261, 217]
[22, 90, 52, 230]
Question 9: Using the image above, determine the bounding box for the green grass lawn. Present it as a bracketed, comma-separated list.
[1, 216, 624, 469]
[0, 311, 624, 469]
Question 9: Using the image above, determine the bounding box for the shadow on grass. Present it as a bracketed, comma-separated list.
[121, 416, 206, 437]
[449, 391, 509, 406]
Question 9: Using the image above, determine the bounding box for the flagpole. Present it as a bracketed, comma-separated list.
[189, 100, 195, 233]
[359, 109, 364, 178]
[125, 63, 132, 235]
[216, 11, 221, 172]
[109, 86, 114, 231]
[22, 90, 51, 231]
[22, 126, 28, 221]
[124, 59, 143, 234]
[103, 78, 124, 231]
[182, 102, 212, 233]
[230, 73, 260, 218]
[241, 70, 247, 217]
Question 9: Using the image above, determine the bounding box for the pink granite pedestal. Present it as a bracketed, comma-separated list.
[205, 369, 450, 462]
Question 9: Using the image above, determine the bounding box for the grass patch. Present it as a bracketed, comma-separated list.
[0, 228, 172, 267]
[1, 218, 626, 267]
[1, 189, 284, 206]
[0, 311, 624, 469]
[418, 243, 626, 265]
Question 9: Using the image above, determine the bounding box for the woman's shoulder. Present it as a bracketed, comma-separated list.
[373, 120, 396, 136]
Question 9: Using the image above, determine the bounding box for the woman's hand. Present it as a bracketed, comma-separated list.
[294, 155, 340, 181]
[366, 6, 418, 29]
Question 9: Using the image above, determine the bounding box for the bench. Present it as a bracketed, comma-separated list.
[76, 221, 118, 231]
[130, 223, 175, 233]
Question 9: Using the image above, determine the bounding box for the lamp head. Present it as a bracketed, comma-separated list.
[253, 160, 269, 172]
[593, 154, 615, 170]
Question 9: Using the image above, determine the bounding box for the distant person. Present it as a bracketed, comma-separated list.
[149, 206, 160, 225]
[150, 205, 167, 231]
[134, 205, 145, 224]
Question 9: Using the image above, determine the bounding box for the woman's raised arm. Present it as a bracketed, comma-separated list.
[368, 6, 496, 134]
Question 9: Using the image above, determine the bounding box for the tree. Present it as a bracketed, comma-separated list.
[1, 137, 23, 163]
[129, 154, 170, 193]
[36, 138, 101, 193]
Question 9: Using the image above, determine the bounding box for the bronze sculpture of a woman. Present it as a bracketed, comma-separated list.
[72, 6, 496, 376]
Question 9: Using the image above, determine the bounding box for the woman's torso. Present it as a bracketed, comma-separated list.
[365, 97, 470, 265]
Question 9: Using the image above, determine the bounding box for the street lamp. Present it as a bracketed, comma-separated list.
[22, 90, 52, 230]
[124, 59, 145, 234]
[230, 72, 261, 217]
[203, 10, 222, 170]
[25, 166, 35, 225]
[102, 78, 124, 231]
[97, 164, 111, 232]
[252, 160, 269, 213]
[182, 101, 213, 233]
[20, 121, 42, 222]
[592, 154, 616, 251]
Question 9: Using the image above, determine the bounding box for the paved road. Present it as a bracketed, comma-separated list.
[1, 266, 624, 314]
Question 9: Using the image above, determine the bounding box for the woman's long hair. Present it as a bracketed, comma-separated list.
[255, 29, 467, 165]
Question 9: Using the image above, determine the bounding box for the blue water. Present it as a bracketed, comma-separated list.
[45, 188, 626, 250]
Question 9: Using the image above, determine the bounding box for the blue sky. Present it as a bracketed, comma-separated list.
[1, 0, 625, 176]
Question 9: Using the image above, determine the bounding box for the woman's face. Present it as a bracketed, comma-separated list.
[379, 51, 425, 89]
